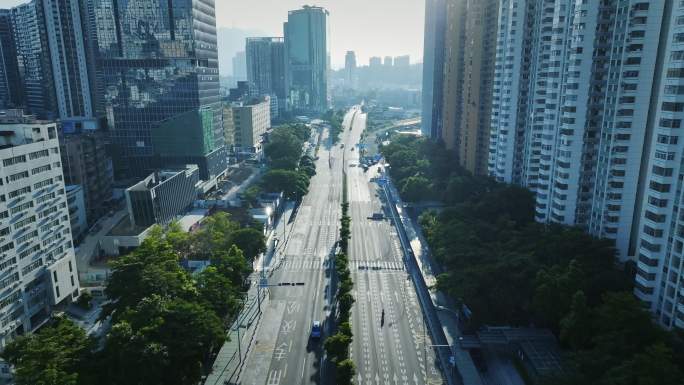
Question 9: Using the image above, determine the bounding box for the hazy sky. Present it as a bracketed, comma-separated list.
[217, 1, 425, 69]
[1, 0, 425, 69]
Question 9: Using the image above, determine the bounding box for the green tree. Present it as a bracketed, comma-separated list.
[104, 228, 196, 320]
[324, 332, 351, 363]
[212, 245, 251, 288]
[191, 212, 240, 258]
[242, 185, 262, 208]
[336, 359, 356, 385]
[104, 295, 225, 385]
[261, 169, 310, 200]
[601, 343, 684, 385]
[231, 227, 266, 260]
[338, 292, 355, 321]
[3, 318, 93, 385]
[197, 266, 241, 320]
[559, 291, 592, 350]
[400, 175, 432, 202]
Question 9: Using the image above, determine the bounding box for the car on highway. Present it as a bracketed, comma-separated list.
[311, 321, 322, 339]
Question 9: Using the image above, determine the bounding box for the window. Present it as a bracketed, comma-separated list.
[53, 271, 58, 283]
[10, 201, 33, 215]
[28, 150, 49, 160]
[33, 178, 53, 190]
[664, 85, 684, 95]
[8, 186, 30, 199]
[650, 181, 671, 193]
[38, 206, 58, 219]
[13, 216, 36, 230]
[652, 166, 674, 177]
[660, 118, 682, 128]
[36, 193, 55, 204]
[657, 134, 679, 145]
[21, 259, 42, 275]
[16, 230, 37, 244]
[662, 102, 684, 112]
[645, 210, 666, 223]
[7, 171, 28, 182]
[18, 244, 40, 259]
[2, 155, 26, 167]
[31, 164, 51, 175]
[0, 273, 18, 289]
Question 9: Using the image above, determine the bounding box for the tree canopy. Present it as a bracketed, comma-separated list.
[6, 213, 255, 385]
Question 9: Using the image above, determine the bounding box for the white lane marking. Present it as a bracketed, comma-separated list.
[301, 358, 306, 379]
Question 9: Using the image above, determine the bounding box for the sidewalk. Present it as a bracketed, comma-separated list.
[382, 174, 484, 385]
[205, 200, 295, 385]
[204, 277, 265, 385]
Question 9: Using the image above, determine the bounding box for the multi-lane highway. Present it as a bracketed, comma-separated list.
[345, 109, 445, 385]
[239, 112, 350, 385]
[239, 107, 445, 385]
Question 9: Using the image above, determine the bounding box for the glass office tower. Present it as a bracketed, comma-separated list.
[284, 5, 329, 113]
[94, 0, 226, 181]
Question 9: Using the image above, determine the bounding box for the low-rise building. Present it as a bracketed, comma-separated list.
[0, 110, 80, 349]
[125, 165, 200, 228]
[231, 97, 271, 156]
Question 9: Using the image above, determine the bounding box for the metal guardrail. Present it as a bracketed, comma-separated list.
[205, 286, 264, 385]
[380, 179, 459, 385]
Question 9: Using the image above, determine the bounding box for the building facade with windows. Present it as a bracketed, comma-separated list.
[284, 5, 329, 113]
[125, 165, 199, 228]
[231, 97, 271, 155]
[0, 110, 80, 348]
[246, 37, 286, 109]
[420, 0, 447, 139]
[0, 10, 21, 110]
[440, 0, 499, 175]
[487, 0, 684, 329]
[93, 0, 227, 181]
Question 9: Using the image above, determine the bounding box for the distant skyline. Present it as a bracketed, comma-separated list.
[217, 1, 425, 69]
[2, 0, 424, 71]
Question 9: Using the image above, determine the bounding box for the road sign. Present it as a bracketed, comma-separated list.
[259, 278, 268, 288]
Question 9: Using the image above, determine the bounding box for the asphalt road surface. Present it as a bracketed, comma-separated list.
[345, 108, 445, 385]
[239, 113, 349, 385]
[239, 107, 444, 385]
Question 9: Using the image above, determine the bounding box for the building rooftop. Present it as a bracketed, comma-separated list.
[127, 165, 199, 192]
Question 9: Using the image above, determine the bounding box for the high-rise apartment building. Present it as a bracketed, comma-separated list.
[440, 0, 499, 175]
[7, 0, 95, 120]
[489, 0, 661, 258]
[9, 1, 58, 120]
[284, 5, 329, 113]
[488, 0, 537, 184]
[394, 55, 410, 68]
[487, 0, 684, 329]
[344, 50, 357, 87]
[246, 37, 286, 106]
[369, 56, 382, 68]
[0, 10, 21, 109]
[0, 110, 80, 348]
[93, 0, 227, 182]
[233, 51, 247, 80]
[421, 0, 447, 139]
